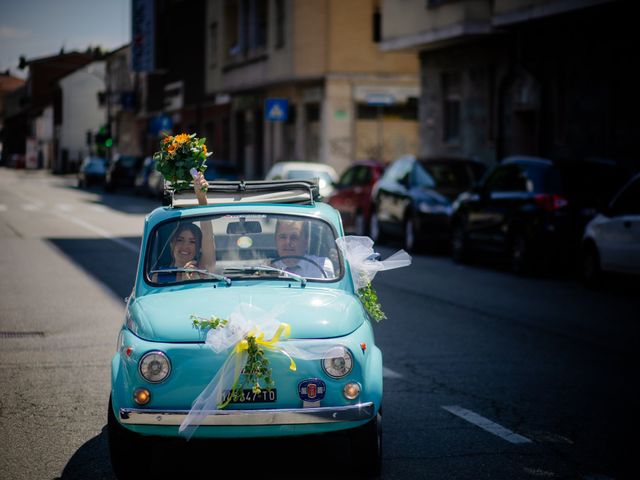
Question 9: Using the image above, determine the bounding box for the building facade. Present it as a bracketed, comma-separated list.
[57, 61, 107, 171]
[205, 0, 420, 178]
[380, 0, 638, 170]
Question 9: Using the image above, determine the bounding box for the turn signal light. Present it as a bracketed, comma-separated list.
[133, 388, 151, 405]
[343, 382, 361, 400]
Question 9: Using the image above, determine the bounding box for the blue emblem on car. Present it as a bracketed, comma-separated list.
[298, 378, 326, 401]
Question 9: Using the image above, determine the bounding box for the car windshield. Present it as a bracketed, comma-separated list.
[145, 213, 342, 284]
[416, 161, 477, 189]
[87, 158, 105, 168]
[287, 170, 334, 184]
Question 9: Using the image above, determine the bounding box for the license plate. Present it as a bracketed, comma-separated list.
[221, 389, 277, 404]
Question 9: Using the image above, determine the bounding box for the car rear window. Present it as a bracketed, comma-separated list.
[417, 161, 478, 189]
[287, 170, 334, 185]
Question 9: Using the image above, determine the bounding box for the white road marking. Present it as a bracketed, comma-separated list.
[60, 215, 140, 254]
[7, 186, 140, 255]
[383, 367, 403, 378]
[442, 405, 532, 444]
[56, 203, 74, 211]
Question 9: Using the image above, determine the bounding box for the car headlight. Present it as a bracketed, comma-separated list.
[139, 351, 171, 383]
[322, 346, 353, 378]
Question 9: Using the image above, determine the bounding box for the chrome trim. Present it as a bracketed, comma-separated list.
[119, 402, 374, 426]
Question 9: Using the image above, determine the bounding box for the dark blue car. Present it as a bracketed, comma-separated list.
[370, 155, 486, 252]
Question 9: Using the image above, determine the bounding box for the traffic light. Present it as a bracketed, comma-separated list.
[94, 126, 112, 148]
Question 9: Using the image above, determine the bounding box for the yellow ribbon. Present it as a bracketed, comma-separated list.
[218, 322, 295, 409]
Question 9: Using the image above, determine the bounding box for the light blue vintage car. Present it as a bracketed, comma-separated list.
[108, 180, 382, 478]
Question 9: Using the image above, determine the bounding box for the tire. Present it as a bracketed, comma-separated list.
[349, 410, 382, 478]
[107, 395, 150, 479]
[403, 214, 419, 253]
[354, 211, 367, 236]
[369, 210, 384, 244]
[451, 221, 471, 263]
[581, 242, 603, 289]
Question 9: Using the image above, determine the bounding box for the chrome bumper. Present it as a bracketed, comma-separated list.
[120, 402, 374, 426]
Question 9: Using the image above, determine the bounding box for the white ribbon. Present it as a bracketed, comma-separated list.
[179, 303, 327, 439]
[335, 236, 412, 291]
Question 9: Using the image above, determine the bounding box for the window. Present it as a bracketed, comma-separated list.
[146, 214, 342, 284]
[372, 7, 381, 43]
[610, 177, 640, 216]
[353, 166, 372, 186]
[338, 167, 356, 187]
[442, 72, 461, 143]
[484, 165, 528, 192]
[275, 0, 285, 48]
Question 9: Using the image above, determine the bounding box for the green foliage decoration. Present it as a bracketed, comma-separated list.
[357, 282, 387, 322]
[153, 133, 211, 190]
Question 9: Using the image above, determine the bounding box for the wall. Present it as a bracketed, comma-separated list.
[58, 62, 106, 165]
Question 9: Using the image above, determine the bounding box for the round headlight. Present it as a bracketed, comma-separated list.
[139, 351, 171, 383]
[322, 346, 353, 378]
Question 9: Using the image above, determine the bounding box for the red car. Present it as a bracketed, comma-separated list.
[328, 161, 386, 235]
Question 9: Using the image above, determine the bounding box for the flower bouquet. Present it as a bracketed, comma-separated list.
[153, 133, 212, 190]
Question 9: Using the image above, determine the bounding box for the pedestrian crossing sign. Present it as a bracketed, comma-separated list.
[265, 98, 289, 122]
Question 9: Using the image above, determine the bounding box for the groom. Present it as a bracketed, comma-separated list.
[271, 219, 334, 279]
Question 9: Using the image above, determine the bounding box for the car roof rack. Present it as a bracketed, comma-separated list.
[163, 179, 321, 207]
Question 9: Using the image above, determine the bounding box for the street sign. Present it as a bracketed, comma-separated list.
[365, 92, 395, 106]
[265, 98, 289, 122]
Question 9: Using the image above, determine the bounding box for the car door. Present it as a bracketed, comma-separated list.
[375, 157, 412, 230]
[330, 167, 357, 229]
[381, 158, 413, 232]
[598, 176, 640, 273]
[467, 164, 526, 250]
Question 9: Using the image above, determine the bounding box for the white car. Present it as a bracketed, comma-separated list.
[581, 172, 640, 286]
[265, 161, 338, 199]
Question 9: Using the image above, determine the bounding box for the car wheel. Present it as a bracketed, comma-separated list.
[369, 210, 384, 244]
[403, 214, 419, 252]
[107, 395, 151, 479]
[510, 232, 531, 275]
[581, 242, 603, 289]
[349, 410, 382, 478]
[451, 221, 471, 263]
[354, 212, 367, 236]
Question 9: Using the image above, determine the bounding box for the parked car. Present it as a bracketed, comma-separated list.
[146, 164, 165, 198]
[134, 156, 155, 195]
[580, 172, 640, 286]
[370, 155, 486, 252]
[77, 156, 107, 188]
[265, 161, 338, 198]
[328, 161, 385, 235]
[108, 180, 382, 479]
[104, 154, 144, 192]
[450, 155, 629, 274]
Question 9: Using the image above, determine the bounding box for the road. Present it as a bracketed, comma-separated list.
[0, 167, 637, 479]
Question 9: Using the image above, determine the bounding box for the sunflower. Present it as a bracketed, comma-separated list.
[167, 143, 177, 154]
[175, 133, 190, 144]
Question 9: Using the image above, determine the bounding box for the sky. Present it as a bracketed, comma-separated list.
[0, 0, 130, 78]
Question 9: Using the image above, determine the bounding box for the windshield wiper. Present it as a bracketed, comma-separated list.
[150, 268, 231, 286]
[224, 265, 306, 287]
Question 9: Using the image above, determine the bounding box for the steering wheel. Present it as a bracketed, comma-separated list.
[271, 255, 328, 278]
